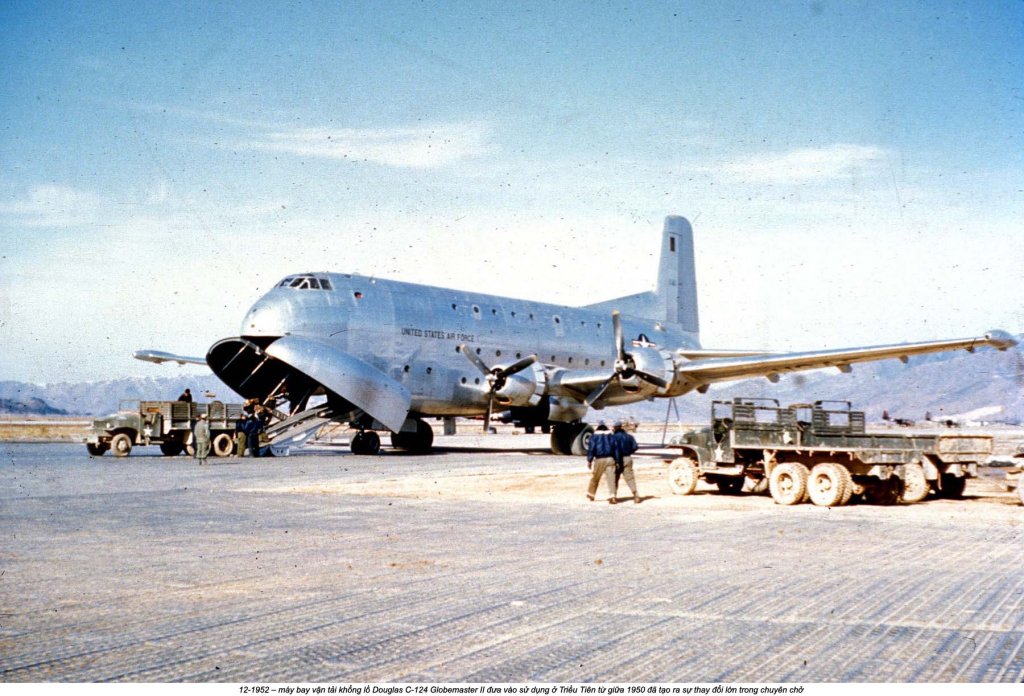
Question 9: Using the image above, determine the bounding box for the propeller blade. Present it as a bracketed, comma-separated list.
[458, 344, 491, 376]
[584, 375, 616, 407]
[483, 394, 494, 433]
[636, 371, 669, 389]
[498, 354, 537, 378]
[612, 311, 625, 362]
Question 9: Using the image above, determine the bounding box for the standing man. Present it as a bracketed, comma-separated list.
[611, 421, 641, 504]
[194, 414, 211, 465]
[234, 413, 248, 457]
[245, 413, 263, 458]
[586, 423, 621, 504]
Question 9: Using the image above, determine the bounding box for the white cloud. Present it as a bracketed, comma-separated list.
[720, 144, 889, 183]
[0, 185, 107, 227]
[238, 122, 494, 169]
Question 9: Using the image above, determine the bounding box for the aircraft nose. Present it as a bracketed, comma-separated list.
[242, 294, 294, 337]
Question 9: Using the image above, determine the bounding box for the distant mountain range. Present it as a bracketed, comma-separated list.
[1, 337, 1021, 422]
[0, 375, 240, 416]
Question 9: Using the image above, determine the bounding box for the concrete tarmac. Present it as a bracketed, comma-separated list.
[1, 437, 1023, 683]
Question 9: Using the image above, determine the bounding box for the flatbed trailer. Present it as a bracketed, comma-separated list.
[667, 398, 992, 506]
[85, 400, 248, 457]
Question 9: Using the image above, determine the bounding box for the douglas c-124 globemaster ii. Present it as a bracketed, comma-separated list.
[136, 216, 1017, 455]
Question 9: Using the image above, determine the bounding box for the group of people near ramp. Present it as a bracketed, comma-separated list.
[586, 421, 640, 504]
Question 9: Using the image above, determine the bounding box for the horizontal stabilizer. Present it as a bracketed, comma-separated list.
[134, 350, 208, 366]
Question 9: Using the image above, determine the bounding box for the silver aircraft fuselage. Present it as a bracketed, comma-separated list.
[241, 272, 699, 415]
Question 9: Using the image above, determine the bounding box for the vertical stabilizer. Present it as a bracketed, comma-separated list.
[657, 216, 699, 335]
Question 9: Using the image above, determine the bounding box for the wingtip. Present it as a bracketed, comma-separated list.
[984, 330, 1019, 351]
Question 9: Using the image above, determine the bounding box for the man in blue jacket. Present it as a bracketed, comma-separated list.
[586, 423, 621, 504]
[611, 421, 641, 503]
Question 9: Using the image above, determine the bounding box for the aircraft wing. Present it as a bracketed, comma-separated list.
[675, 330, 1018, 386]
[134, 350, 208, 366]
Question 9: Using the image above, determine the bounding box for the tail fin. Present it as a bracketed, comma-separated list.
[658, 215, 699, 335]
[582, 215, 700, 337]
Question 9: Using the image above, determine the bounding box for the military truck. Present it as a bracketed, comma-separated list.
[85, 400, 246, 457]
[667, 398, 992, 506]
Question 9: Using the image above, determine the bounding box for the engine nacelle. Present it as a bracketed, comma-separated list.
[493, 364, 545, 407]
[619, 346, 675, 394]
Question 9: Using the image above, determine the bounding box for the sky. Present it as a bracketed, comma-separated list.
[1, 1, 1022, 384]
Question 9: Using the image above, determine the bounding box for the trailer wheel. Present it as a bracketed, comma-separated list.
[160, 440, 184, 456]
[86, 443, 109, 456]
[110, 433, 133, 457]
[667, 457, 699, 495]
[769, 462, 808, 505]
[212, 433, 234, 457]
[715, 477, 744, 495]
[901, 463, 928, 504]
[938, 474, 966, 499]
[808, 463, 846, 507]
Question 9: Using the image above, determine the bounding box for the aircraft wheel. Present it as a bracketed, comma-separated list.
[159, 440, 184, 456]
[715, 476, 744, 495]
[550, 424, 575, 455]
[110, 433, 133, 458]
[900, 463, 928, 504]
[667, 457, 699, 495]
[807, 463, 846, 507]
[570, 424, 594, 456]
[212, 433, 234, 457]
[390, 420, 434, 453]
[769, 462, 809, 505]
[938, 473, 966, 499]
[86, 443, 109, 456]
[351, 430, 381, 455]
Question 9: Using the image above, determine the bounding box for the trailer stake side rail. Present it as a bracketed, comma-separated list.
[667, 397, 992, 506]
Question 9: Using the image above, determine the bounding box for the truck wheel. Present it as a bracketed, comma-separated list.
[901, 463, 928, 504]
[749, 477, 770, 495]
[715, 477, 744, 495]
[938, 474, 966, 499]
[86, 443, 109, 456]
[836, 465, 854, 505]
[212, 433, 234, 457]
[110, 433, 133, 458]
[667, 457, 699, 495]
[160, 440, 184, 456]
[808, 463, 846, 507]
[769, 462, 808, 505]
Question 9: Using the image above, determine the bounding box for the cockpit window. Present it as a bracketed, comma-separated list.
[277, 274, 333, 290]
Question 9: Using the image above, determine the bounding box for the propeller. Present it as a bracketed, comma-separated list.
[585, 310, 669, 406]
[459, 346, 538, 432]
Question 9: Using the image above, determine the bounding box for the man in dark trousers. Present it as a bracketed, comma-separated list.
[611, 421, 641, 503]
[245, 413, 263, 458]
[586, 423, 621, 504]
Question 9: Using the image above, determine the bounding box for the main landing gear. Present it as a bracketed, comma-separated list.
[350, 419, 436, 455]
[550, 422, 594, 456]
